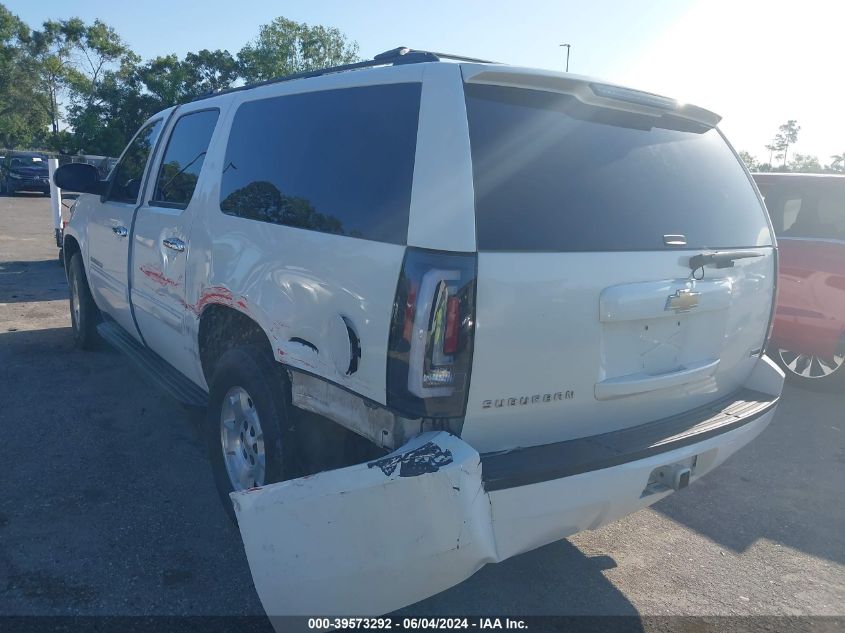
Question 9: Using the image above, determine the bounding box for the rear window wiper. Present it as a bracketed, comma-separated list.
[688, 250, 764, 277]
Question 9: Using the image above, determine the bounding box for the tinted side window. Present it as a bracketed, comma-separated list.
[759, 182, 845, 240]
[817, 190, 845, 240]
[220, 83, 421, 244]
[465, 84, 773, 252]
[151, 109, 219, 209]
[108, 120, 163, 204]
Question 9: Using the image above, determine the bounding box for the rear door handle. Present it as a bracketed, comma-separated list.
[112, 226, 128, 238]
[163, 237, 186, 252]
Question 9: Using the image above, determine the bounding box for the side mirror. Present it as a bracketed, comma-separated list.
[125, 178, 141, 200]
[53, 163, 105, 196]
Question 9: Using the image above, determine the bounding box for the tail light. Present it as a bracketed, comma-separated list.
[387, 248, 477, 418]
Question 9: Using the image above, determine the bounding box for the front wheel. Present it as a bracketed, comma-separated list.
[774, 347, 845, 391]
[206, 345, 295, 522]
[67, 252, 100, 349]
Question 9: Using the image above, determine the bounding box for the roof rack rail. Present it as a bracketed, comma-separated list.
[189, 46, 497, 103]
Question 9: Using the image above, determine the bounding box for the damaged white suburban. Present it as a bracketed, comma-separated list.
[57, 46, 784, 617]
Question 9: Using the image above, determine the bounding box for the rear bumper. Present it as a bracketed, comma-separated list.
[232, 356, 784, 617]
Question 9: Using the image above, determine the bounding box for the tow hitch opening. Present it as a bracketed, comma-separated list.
[642, 458, 697, 496]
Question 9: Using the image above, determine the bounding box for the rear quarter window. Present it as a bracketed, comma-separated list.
[757, 179, 845, 241]
[465, 83, 773, 252]
[219, 83, 422, 244]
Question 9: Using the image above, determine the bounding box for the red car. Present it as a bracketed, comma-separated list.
[754, 173, 845, 389]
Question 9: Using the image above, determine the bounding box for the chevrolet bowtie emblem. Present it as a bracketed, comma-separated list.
[665, 288, 701, 312]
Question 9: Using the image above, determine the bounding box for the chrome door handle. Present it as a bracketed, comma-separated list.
[112, 226, 128, 238]
[163, 237, 186, 252]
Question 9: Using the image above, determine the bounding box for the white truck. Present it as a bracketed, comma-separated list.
[55, 47, 784, 616]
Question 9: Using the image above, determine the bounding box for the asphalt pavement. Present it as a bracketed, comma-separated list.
[1, 193, 843, 622]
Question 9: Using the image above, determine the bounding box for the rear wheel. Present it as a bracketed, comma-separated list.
[206, 345, 294, 522]
[67, 252, 100, 349]
[775, 347, 845, 391]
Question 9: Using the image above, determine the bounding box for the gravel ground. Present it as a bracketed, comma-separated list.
[1, 193, 843, 622]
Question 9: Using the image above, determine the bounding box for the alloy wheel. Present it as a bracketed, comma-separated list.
[220, 386, 266, 491]
[778, 348, 844, 379]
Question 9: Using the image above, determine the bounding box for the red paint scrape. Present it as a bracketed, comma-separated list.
[139, 264, 179, 288]
[181, 286, 252, 317]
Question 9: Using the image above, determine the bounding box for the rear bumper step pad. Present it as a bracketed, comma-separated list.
[481, 388, 778, 491]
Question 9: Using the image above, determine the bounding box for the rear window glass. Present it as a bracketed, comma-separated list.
[756, 180, 845, 241]
[219, 83, 421, 244]
[465, 83, 773, 252]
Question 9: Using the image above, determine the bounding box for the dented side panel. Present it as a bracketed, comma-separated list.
[182, 65, 427, 400]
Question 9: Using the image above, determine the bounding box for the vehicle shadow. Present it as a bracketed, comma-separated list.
[0, 324, 645, 624]
[0, 259, 66, 304]
[399, 540, 642, 621]
[651, 382, 845, 566]
[0, 326, 264, 617]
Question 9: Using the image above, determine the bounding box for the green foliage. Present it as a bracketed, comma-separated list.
[0, 4, 363, 156]
[0, 4, 49, 148]
[238, 17, 360, 82]
[737, 150, 759, 171]
[758, 120, 841, 174]
[788, 153, 821, 173]
[770, 119, 801, 167]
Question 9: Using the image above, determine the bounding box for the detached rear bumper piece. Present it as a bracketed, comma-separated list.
[232, 356, 783, 617]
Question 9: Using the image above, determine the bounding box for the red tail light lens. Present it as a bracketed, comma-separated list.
[387, 248, 477, 418]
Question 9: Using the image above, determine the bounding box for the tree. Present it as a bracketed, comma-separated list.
[238, 17, 360, 82]
[830, 152, 845, 173]
[23, 16, 135, 147]
[764, 143, 777, 165]
[788, 153, 821, 173]
[737, 150, 759, 171]
[771, 120, 800, 167]
[184, 49, 239, 95]
[136, 48, 238, 105]
[0, 9, 362, 156]
[0, 4, 49, 148]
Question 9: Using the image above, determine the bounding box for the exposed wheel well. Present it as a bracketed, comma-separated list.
[198, 305, 274, 386]
[63, 235, 81, 270]
[197, 305, 384, 473]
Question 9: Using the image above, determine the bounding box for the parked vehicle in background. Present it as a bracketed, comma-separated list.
[56, 47, 783, 616]
[0, 151, 51, 196]
[754, 173, 845, 389]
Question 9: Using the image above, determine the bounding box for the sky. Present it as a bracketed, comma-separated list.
[7, 0, 843, 163]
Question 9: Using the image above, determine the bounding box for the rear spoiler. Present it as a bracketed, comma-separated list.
[461, 65, 722, 128]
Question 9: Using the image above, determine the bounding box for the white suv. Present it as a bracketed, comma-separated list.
[56, 47, 784, 616]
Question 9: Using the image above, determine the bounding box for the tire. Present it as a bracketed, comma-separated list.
[773, 346, 845, 391]
[67, 252, 100, 349]
[205, 345, 295, 522]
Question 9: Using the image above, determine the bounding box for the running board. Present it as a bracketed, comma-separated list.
[97, 321, 208, 407]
